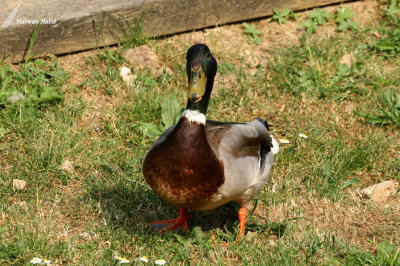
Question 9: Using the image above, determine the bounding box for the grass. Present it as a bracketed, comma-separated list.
[1, 2, 400, 265]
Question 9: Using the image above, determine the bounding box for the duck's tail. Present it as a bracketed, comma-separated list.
[270, 135, 279, 155]
[254, 118, 279, 155]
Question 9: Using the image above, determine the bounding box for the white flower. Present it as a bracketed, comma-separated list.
[119, 258, 130, 264]
[114, 256, 130, 264]
[30, 257, 43, 264]
[279, 138, 290, 144]
[155, 259, 166, 265]
[139, 256, 149, 263]
[298, 133, 308, 139]
[41, 259, 51, 264]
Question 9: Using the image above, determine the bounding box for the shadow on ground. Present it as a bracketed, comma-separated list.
[89, 184, 287, 240]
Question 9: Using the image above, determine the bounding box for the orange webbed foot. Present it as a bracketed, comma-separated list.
[150, 208, 191, 234]
[236, 206, 247, 240]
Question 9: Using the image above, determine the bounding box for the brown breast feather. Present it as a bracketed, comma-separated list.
[143, 117, 225, 210]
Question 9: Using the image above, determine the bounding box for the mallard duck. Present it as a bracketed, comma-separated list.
[143, 44, 278, 239]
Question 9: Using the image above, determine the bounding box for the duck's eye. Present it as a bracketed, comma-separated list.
[206, 53, 211, 58]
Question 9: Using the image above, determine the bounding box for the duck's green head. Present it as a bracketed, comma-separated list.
[185, 44, 217, 113]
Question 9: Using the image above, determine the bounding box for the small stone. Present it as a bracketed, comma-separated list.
[119, 66, 131, 77]
[361, 181, 399, 202]
[60, 160, 74, 174]
[119, 67, 137, 84]
[124, 45, 160, 74]
[12, 179, 26, 190]
[339, 53, 356, 67]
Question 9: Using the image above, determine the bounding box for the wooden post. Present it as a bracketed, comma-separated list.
[0, 0, 351, 63]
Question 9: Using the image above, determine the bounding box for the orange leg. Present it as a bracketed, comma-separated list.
[237, 206, 247, 240]
[150, 208, 191, 233]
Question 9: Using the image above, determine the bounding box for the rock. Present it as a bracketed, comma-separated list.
[60, 160, 74, 174]
[339, 53, 356, 67]
[124, 45, 160, 74]
[12, 179, 26, 190]
[361, 181, 399, 202]
[119, 66, 137, 84]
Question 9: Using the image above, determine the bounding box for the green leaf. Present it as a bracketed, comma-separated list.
[249, 36, 262, 45]
[337, 19, 359, 31]
[335, 7, 355, 23]
[308, 8, 332, 25]
[161, 95, 180, 128]
[272, 8, 291, 24]
[354, 88, 400, 127]
[301, 19, 319, 34]
[384, 1, 400, 23]
[336, 64, 350, 76]
[280, 8, 291, 16]
[242, 22, 262, 44]
[135, 122, 163, 138]
[339, 178, 360, 191]
[383, 88, 394, 106]
[37, 87, 64, 105]
[242, 22, 250, 29]
[243, 22, 256, 33]
[290, 11, 299, 20]
[370, 27, 400, 57]
[322, 160, 331, 178]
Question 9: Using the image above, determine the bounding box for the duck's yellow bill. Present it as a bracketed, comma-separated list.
[188, 67, 207, 101]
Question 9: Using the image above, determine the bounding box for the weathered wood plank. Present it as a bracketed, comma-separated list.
[0, 0, 351, 63]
